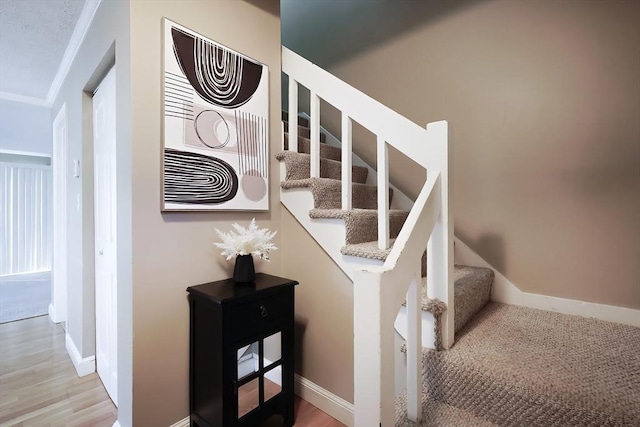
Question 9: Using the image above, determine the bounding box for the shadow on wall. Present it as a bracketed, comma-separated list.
[458, 232, 506, 274]
[243, 0, 279, 17]
[294, 316, 307, 376]
[282, 0, 485, 68]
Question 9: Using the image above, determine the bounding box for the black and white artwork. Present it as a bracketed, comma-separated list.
[162, 19, 269, 211]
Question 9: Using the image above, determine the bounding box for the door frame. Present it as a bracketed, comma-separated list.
[50, 103, 68, 324]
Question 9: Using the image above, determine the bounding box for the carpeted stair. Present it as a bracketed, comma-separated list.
[277, 114, 640, 426]
[276, 114, 494, 343]
[396, 302, 640, 426]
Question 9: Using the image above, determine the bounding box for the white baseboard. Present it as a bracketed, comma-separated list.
[168, 417, 189, 427]
[65, 333, 95, 377]
[48, 303, 57, 323]
[454, 237, 640, 327]
[294, 374, 354, 427]
[168, 374, 353, 427]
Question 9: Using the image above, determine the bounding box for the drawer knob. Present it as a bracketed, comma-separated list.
[260, 305, 269, 318]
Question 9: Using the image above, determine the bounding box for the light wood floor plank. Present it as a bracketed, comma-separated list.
[0, 316, 116, 427]
[1, 316, 344, 426]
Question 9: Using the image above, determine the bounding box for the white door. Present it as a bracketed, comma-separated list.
[93, 67, 118, 406]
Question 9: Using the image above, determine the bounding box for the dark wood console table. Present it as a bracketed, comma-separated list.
[187, 273, 298, 427]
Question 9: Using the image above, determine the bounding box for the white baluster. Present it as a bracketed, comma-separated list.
[310, 92, 320, 178]
[288, 77, 298, 152]
[341, 113, 352, 211]
[406, 267, 423, 421]
[377, 136, 389, 250]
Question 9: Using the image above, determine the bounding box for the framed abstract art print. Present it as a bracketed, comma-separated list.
[162, 18, 269, 211]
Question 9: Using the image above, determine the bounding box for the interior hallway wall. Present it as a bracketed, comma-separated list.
[129, 1, 282, 424]
[283, 0, 640, 309]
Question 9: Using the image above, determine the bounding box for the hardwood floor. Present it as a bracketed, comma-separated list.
[0, 315, 116, 426]
[0, 316, 344, 426]
[241, 378, 346, 427]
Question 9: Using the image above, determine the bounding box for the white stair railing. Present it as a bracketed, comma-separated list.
[282, 46, 453, 426]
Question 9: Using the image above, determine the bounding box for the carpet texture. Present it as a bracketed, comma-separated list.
[279, 114, 639, 427]
[0, 272, 51, 324]
[416, 302, 640, 426]
[395, 392, 497, 427]
[278, 119, 493, 336]
[275, 151, 369, 184]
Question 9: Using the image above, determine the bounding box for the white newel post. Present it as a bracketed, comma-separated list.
[426, 121, 454, 349]
[353, 270, 395, 427]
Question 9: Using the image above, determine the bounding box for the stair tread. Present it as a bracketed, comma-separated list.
[340, 239, 392, 261]
[420, 302, 640, 426]
[309, 208, 410, 220]
[280, 177, 378, 190]
[283, 133, 341, 161]
[283, 123, 327, 142]
[275, 150, 368, 183]
[401, 266, 493, 317]
[395, 393, 497, 427]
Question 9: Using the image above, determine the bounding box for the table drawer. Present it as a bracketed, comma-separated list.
[230, 291, 291, 340]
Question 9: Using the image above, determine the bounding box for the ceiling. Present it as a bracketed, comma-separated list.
[0, 0, 86, 103]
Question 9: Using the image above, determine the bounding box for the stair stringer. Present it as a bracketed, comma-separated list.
[279, 163, 386, 280]
[279, 124, 440, 350]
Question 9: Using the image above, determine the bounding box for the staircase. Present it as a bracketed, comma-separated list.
[277, 115, 494, 352]
[278, 47, 640, 427]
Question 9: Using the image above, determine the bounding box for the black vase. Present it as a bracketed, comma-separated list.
[233, 254, 255, 283]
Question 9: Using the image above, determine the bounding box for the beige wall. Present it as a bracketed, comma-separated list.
[51, 0, 131, 366]
[287, 0, 640, 309]
[280, 210, 355, 402]
[129, 0, 281, 424]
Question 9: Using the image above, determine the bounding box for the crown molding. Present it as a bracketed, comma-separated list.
[0, 91, 50, 107]
[45, 0, 104, 106]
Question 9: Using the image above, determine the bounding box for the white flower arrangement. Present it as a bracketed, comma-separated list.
[213, 218, 278, 261]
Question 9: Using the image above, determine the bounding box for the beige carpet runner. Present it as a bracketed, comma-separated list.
[277, 117, 494, 335]
[276, 116, 639, 426]
[396, 302, 640, 426]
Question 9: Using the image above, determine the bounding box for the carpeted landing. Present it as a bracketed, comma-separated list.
[277, 116, 640, 426]
[396, 302, 640, 426]
[0, 271, 51, 324]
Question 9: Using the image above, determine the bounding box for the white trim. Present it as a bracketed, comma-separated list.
[48, 303, 56, 323]
[46, 0, 104, 105]
[294, 375, 354, 427]
[168, 417, 190, 427]
[112, 422, 121, 427]
[454, 237, 640, 328]
[65, 333, 96, 377]
[0, 91, 50, 107]
[0, 149, 51, 159]
[51, 104, 68, 324]
[0, 0, 103, 107]
[167, 374, 353, 427]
